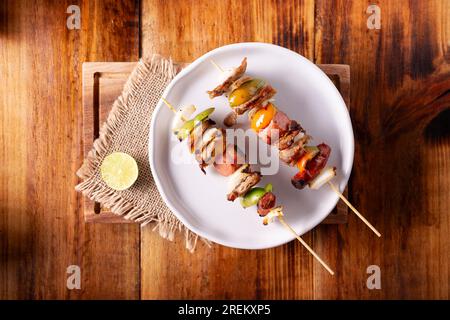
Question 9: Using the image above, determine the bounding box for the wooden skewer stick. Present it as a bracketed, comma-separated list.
[278, 215, 335, 275]
[161, 97, 188, 122]
[210, 59, 224, 73]
[327, 181, 381, 237]
[161, 97, 335, 275]
[211, 60, 381, 239]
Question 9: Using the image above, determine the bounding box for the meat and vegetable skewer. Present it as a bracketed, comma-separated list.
[208, 58, 381, 237]
[166, 97, 282, 222]
[161, 98, 335, 275]
[168, 99, 266, 208]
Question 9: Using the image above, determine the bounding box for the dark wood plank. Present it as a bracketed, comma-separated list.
[313, 0, 450, 299]
[2, 0, 447, 300]
[140, 0, 319, 299]
[0, 0, 140, 299]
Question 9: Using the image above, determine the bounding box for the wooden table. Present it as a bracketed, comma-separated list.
[1, 0, 449, 299]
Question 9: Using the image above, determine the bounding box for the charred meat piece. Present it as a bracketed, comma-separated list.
[195, 129, 225, 173]
[189, 121, 219, 174]
[276, 129, 301, 150]
[223, 111, 237, 127]
[189, 119, 216, 154]
[207, 58, 247, 98]
[193, 127, 221, 159]
[273, 111, 302, 134]
[291, 143, 331, 189]
[257, 192, 276, 216]
[279, 135, 310, 166]
[227, 76, 253, 96]
[193, 126, 222, 154]
[200, 133, 223, 165]
[232, 85, 277, 115]
[227, 165, 262, 201]
[276, 129, 307, 150]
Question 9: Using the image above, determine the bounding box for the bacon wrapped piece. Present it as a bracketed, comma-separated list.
[257, 110, 301, 145]
[227, 165, 262, 201]
[214, 143, 245, 177]
[291, 143, 331, 189]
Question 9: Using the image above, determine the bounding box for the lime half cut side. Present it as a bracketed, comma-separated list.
[100, 152, 139, 191]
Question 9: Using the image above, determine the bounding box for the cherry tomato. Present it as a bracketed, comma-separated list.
[296, 146, 319, 173]
[250, 103, 276, 132]
[229, 79, 264, 107]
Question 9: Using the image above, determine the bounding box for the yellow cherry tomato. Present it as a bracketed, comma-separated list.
[229, 79, 264, 107]
[250, 103, 276, 132]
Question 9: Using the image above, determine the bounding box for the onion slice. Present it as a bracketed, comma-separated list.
[262, 206, 284, 225]
[227, 164, 248, 193]
[309, 167, 337, 190]
[172, 105, 196, 132]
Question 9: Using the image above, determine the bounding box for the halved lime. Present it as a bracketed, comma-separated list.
[100, 152, 139, 191]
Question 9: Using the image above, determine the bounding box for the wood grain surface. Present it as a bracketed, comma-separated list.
[313, 0, 450, 299]
[1, 0, 140, 299]
[1, 0, 449, 299]
[141, 0, 319, 299]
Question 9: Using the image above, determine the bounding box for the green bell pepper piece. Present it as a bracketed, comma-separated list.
[240, 183, 273, 208]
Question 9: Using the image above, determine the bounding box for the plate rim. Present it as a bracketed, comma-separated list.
[149, 42, 354, 249]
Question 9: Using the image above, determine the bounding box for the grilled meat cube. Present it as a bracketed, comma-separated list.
[189, 119, 216, 154]
[207, 58, 247, 98]
[276, 129, 307, 150]
[227, 76, 253, 96]
[278, 134, 310, 166]
[223, 111, 237, 127]
[227, 165, 262, 201]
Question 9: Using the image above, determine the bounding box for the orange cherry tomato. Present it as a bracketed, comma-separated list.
[296, 155, 311, 173]
[250, 103, 276, 132]
[296, 146, 320, 173]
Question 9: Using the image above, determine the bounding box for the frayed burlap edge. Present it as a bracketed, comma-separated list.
[75, 54, 211, 252]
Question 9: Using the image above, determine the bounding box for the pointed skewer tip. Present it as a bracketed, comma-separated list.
[327, 181, 381, 237]
[210, 59, 224, 73]
[277, 215, 334, 275]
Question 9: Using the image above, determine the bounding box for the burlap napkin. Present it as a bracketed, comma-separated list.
[76, 54, 205, 252]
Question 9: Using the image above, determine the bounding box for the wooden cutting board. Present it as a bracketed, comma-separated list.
[81, 62, 350, 224]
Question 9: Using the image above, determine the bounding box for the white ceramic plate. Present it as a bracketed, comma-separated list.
[149, 42, 354, 249]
